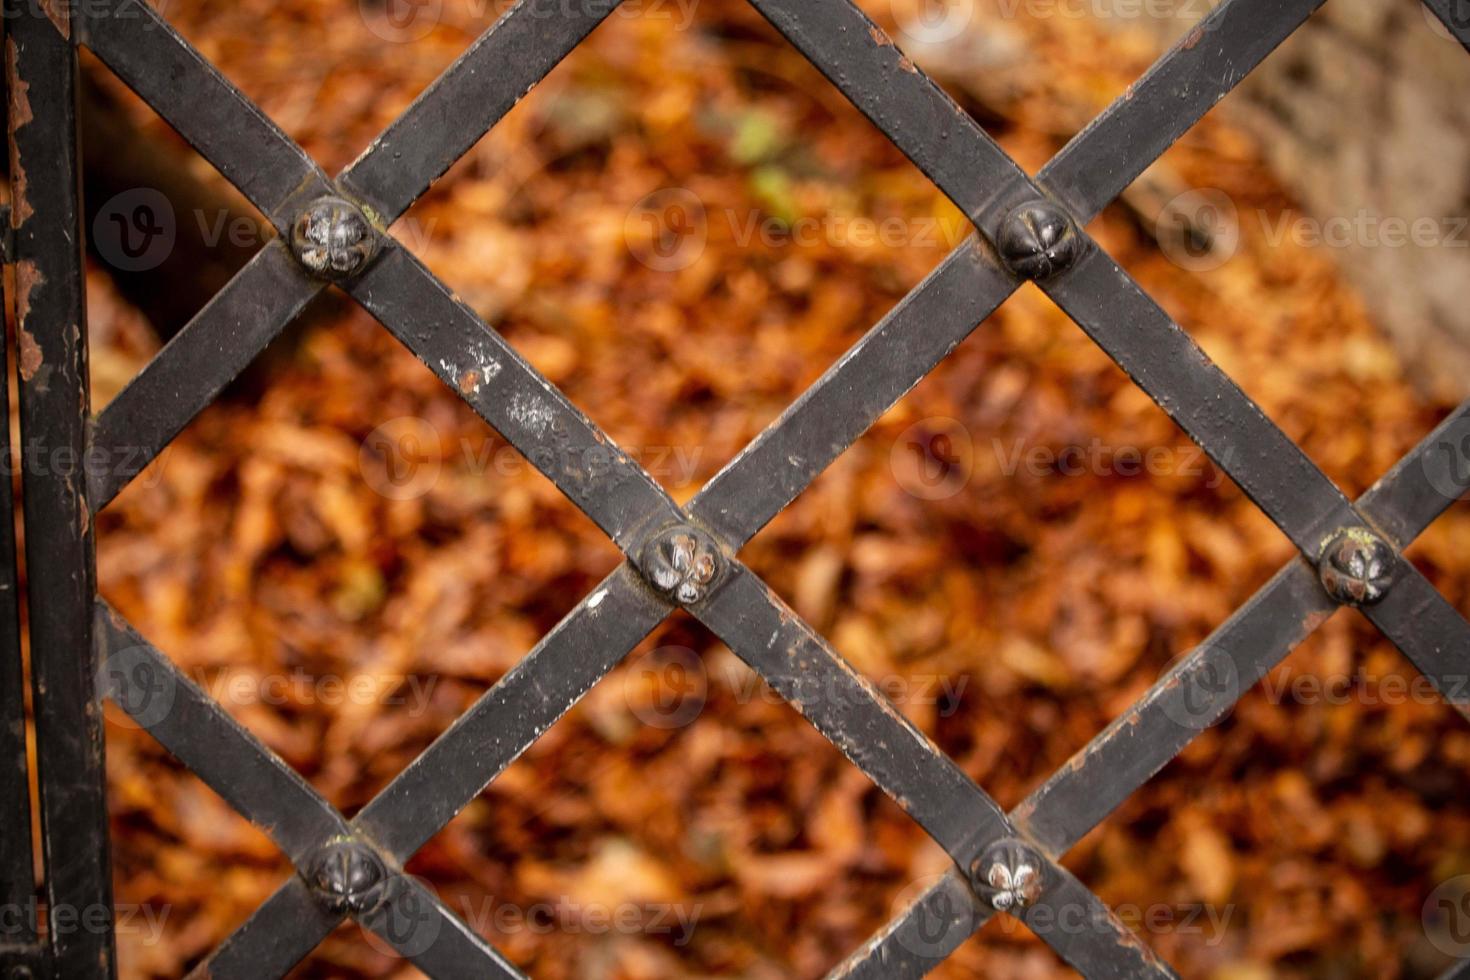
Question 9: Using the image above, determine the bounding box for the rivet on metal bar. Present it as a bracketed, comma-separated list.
[304, 837, 389, 915]
[995, 200, 1081, 281]
[290, 196, 380, 281]
[969, 838, 1047, 913]
[637, 524, 724, 604]
[1316, 527, 1396, 607]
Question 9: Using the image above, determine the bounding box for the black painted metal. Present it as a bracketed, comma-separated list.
[2, 0, 1467, 976]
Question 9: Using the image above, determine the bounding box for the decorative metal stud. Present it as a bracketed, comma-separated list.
[995, 200, 1081, 280]
[639, 524, 723, 604]
[969, 838, 1046, 913]
[305, 838, 389, 915]
[1317, 527, 1396, 607]
[290, 196, 379, 280]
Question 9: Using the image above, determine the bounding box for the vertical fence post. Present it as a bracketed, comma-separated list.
[7, 0, 115, 975]
[0, 18, 36, 956]
[0, 207, 36, 953]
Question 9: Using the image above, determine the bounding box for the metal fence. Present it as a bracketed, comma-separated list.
[3, 0, 1470, 976]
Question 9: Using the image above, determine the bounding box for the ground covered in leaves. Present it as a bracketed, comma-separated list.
[64, 0, 1470, 976]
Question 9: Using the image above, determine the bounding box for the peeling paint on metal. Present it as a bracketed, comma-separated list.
[39, 0, 70, 39]
[509, 391, 554, 437]
[7, 38, 34, 226]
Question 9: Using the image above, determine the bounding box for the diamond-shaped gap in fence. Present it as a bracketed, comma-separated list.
[292, 917, 435, 979]
[388, 616, 946, 979]
[390, 0, 964, 499]
[100, 754, 285, 978]
[1072, 621, 1470, 975]
[932, 915, 1078, 979]
[1090, 93, 1448, 499]
[1405, 507, 1470, 617]
[94, 306, 623, 819]
[79, 47, 284, 389]
[142, 0, 496, 175]
[736, 275, 1295, 796]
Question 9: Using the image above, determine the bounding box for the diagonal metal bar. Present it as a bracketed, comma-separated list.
[690, 566, 1179, 978]
[80, 0, 333, 229]
[1015, 560, 1336, 856]
[692, 567, 1009, 861]
[1423, 0, 1470, 52]
[689, 244, 1012, 548]
[1042, 255, 1470, 716]
[184, 878, 341, 980]
[746, 0, 1321, 231]
[99, 601, 537, 978]
[87, 0, 626, 512]
[353, 565, 669, 860]
[360, 877, 528, 980]
[700, 0, 1320, 549]
[832, 871, 981, 979]
[242, 0, 1375, 961]
[1040, 249, 1356, 555]
[88, 243, 323, 509]
[1362, 575, 1470, 719]
[94, 603, 352, 861]
[1040, 0, 1326, 220]
[205, 567, 672, 973]
[337, 1, 621, 219]
[744, 0, 1026, 226]
[346, 243, 682, 549]
[835, 402, 1470, 975]
[749, 0, 1353, 552]
[1440, 956, 1470, 980]
[752, 0, 1470, 729]
[1024, 866, 1181, 979]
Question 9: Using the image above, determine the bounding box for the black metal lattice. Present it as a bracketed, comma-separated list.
[4, 0, 1470, 976]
